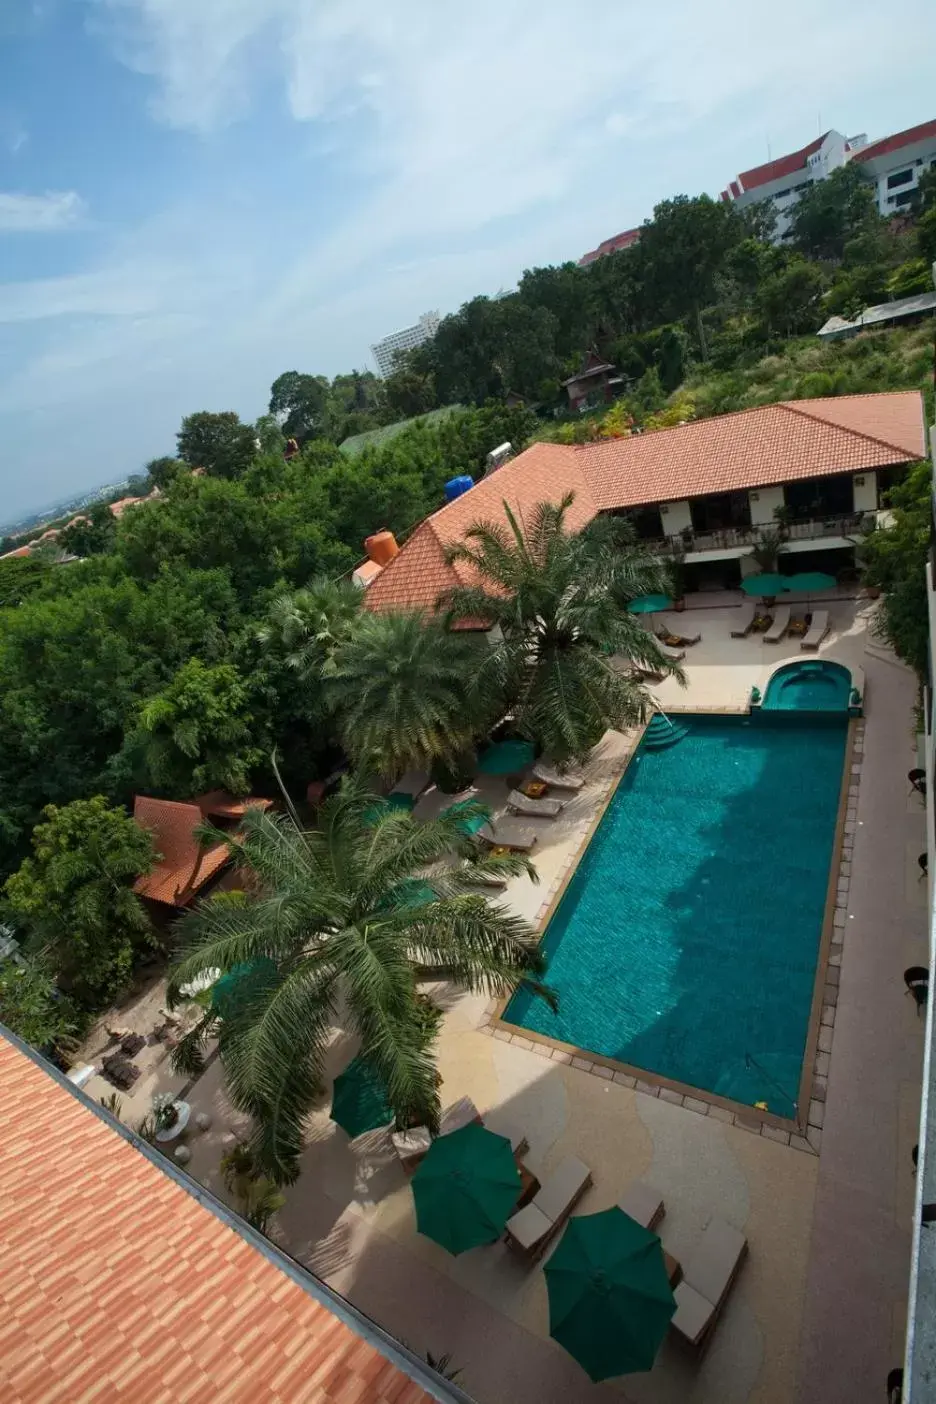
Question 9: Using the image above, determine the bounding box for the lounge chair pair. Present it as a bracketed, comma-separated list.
[505, 1157, 592, 1258]
[671, 1218, 748, 1348]
[532, 761, 584, 791]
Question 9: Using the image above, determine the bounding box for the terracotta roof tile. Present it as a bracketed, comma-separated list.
[850, 118, 936, 163]
[580, 393, 925, 509]
[365, 442, 595, 617]
[0, 1034, 438, 1404]
[132, 795, 231, 907]
[364, 393, 924, 614]
[737, 133, 826, 191]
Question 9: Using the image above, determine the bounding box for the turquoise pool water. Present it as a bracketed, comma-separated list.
[505, 714, 848, 1115]
[762, 660, 851, 712]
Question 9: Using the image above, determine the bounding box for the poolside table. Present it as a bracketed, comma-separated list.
[664, 1250, 682, 1287]
[515, 1157, 540, 1209]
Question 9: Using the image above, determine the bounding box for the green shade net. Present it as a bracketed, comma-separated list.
[740, 574, 788, 597]
[330, 1056, 394, 1139]
[411, 1122, 521, 1255]
[782, 572, 836, 594]
[211, 958, 277, 1020]
[476, 740, 536, 775]
[545, 1208, 676, 1380]
[626, 594, 673, 614]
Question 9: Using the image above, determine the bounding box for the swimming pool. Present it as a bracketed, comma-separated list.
[504, 713, 848, 1115]
[762, 659, 851, 712]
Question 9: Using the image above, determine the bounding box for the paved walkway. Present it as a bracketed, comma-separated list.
[795, 652, 926, 1403]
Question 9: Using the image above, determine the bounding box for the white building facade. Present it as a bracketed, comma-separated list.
[371, 311, 440, 378]
[721, 130, 856, 242]
[850, 119, 936, 216]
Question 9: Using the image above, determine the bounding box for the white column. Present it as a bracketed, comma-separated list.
[659, 500, 692, 536]
[852, 472, 877, 513]
[748, 486, 785, 526]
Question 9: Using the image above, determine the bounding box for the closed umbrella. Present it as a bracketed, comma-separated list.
[411, 1122, 521, 1254]
[545, 1208, 676, 1380]
[330, 1056, 394, 1139]
[626, 594, 673, 618]
[740, 573, 788, 599]
[477, 739, 536, 775]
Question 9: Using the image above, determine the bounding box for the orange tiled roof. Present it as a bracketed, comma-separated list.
[364, 393, 924, 615]
[850, 118, 936, 163]
[364, 442, 595, 617]
[132, 795, 231, 907]
[0, 545, 32, 559]
[580, 393, 925, 509]
[736, 133, 826, 191]
[0, 1032, 438, 1404]
[195, 791, 273, 821]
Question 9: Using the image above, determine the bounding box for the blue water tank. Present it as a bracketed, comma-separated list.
[444, 475, 473, 502]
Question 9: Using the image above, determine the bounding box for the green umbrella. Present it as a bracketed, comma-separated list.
[211, 958, 277, 1019]
[477, 739, 536, 775]
[740, 573, 788, 598]
[626, 594, 673, 614]
[783, 571, 836, 596]
[545, 1208, 676, 1380]
[442, 798, 488, 836]
[411, 1122, 521, 1255]
[330, 1056, 394, 1139]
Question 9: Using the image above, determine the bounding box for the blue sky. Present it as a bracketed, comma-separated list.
[0, 0, 933, 521]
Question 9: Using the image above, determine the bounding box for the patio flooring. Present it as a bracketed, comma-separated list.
[129, 595, 923, 1404]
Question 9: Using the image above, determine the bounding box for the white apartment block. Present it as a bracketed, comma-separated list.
[721, 118, 936, 241]
[720, 130, 859, 241]
[850, 118, 936, 215]
[370, 311, 440, 378]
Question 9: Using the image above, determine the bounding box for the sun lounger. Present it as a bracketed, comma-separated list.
[656, 622, 701, 646]
[763, 606, 790, 643]
[505, 1156, 593, 1258]
[671, 1218, 748, 1347]
[486, 1120, 530, 1157]
[506, 790, 564, 818]
[479, 820, 538, 851]
[460, 862, 508, 889]
[617, 1180, 665, 1232]
[660, 647, 685, 664]
[801, 610, 829, 651]
[631, 666, 665, 684]
[532, 762, 584, 791]
[391, 769, 430, 800]
[730, 603, 756, 638]
[391, 1097, 483, 1171]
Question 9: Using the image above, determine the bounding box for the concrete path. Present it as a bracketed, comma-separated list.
[796, 652, 926, 1403]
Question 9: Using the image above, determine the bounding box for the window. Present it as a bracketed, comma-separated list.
[774, 188, 792, 199]
[893, 189, 915, 207]
[886, 168, 914, 189]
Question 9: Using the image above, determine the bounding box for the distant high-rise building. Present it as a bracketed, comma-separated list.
[578, 228, 641, 267]
[849, 118, 936, 216]
[371, 310, 440, 378]
[720, 130, 857, 241]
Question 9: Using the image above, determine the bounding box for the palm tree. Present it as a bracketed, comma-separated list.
[256, 577, 361, 681]
[168, 783, 550, 1184]
[325, 609, 491, 781]
[440, 495, 683, 763]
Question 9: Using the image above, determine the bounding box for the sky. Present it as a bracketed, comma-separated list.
[0, 0, 933, 521]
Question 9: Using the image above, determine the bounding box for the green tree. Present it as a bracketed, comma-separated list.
[145, 456, 187, 490]
[755, 257, 825, 336]
[168, 786, 551, 1183]
[788, 164, 879, 262]
[859, 460, 929, 677]
[0, 556, 48, 608]
[4, 797, 155, 1007]
[59, 502, 116, 558]
[382, 351, 439, 420]
[638, 195, 746, 354]
[177, 411, 258, 479]
[0, 952, 78, 1051]
[918, 207, 936, 265]
[326, 611, 489, 780]
[268, 372, 330, 443]
[133, 659, 261, 797]
[257, 578, 361, 684]
[441, 497, 682, 764]
[887, 258, 933, 299]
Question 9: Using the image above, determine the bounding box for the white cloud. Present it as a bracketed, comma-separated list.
[0, 189, 85, 232]
[7, 124, 29, 155]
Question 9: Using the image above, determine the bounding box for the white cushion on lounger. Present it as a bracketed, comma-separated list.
[440, 1096, 480, 1135]
[391, 1127, 431, 1159]
[534, 1157, 591, 1221]
[617, 1180, 664, 1230]
[506, 1203, 552, 1251]
[683, 1218, 746, 1305]
[672, 1283, 713, 1345]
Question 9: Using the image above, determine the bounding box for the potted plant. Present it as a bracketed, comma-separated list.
[670, 542, 687, 612]
[152, 1092, 180, 1134]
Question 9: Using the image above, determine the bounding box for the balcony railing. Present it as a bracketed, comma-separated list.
[646, 513, 872, 556]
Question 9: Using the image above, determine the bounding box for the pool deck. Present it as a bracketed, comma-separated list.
[131, 596, 923, 1404]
